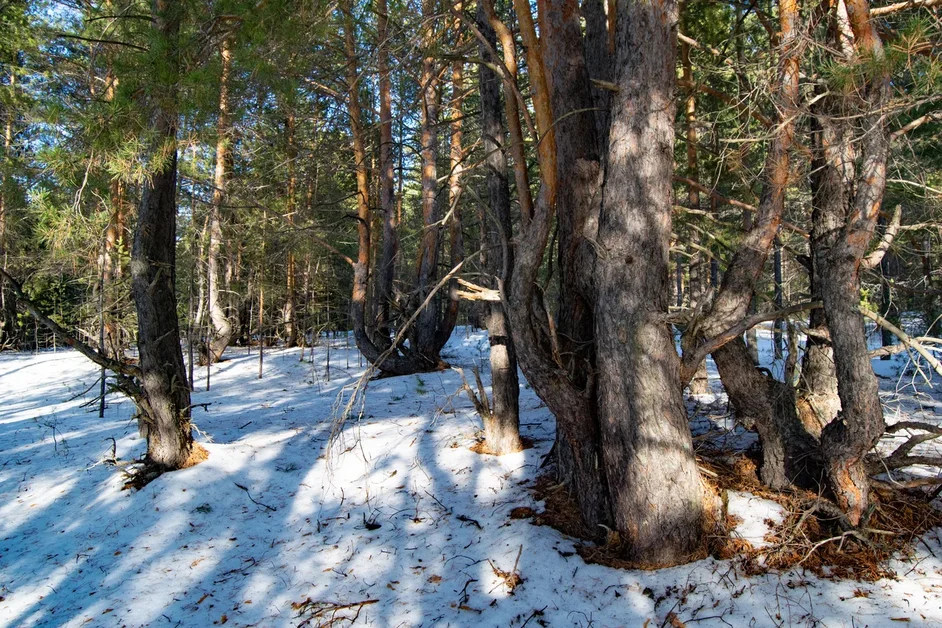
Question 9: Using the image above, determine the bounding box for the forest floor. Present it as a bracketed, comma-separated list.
[1, 327, 942, 627]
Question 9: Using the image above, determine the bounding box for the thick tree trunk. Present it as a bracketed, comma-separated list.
[582, 0, 612, 156]
[540, 0, 609, 526]
[206, 35, 236, 363]
[593, 0, 704, 565]
[131, 0, 198, 470]
[799, 263, 841, 435]
[476, 1, 521, 455]
[714, 338, 823, 488]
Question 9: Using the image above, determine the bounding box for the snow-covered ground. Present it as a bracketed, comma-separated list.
[2, 328, 942, 627]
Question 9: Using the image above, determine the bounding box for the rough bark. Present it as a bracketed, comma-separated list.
[540, 0, 609, 527]
[813, 0, 889, 525]
[582, 0, 612, 155]
[483, 0, 533, 226]
[593, 0, 704, 565]
[130, 0, 198, 470]
[504, 0, 612, 534]
[474, 3, 522, 456]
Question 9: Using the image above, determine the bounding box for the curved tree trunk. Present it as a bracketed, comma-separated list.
[205, 34, 236, 363]
[342, 0, 429, 376]
[682, 0, 812, 492]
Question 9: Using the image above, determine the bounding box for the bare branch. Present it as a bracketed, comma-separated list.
[859, 306, 942, 378]
[680, 301, 822, 385]
[871, 0, 942, 16]
[861, 204, 902, 270]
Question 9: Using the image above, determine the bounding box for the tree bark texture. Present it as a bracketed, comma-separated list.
[593, 0, 704, 565]
[476, 0, 521, 455]
[130, 0, 197, 470]
[540, 0, 610, 529]
[813, 0, 889, 525]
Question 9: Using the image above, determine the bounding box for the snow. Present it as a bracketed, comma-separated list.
[2, 328, 942, 627]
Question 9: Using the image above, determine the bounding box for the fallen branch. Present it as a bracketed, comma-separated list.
[234, 482, 277, 512]
[859, 306, 942, 378]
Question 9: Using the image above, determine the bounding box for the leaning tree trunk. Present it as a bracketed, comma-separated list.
[475, 1, 521, 455]
[681, 0, 816, 491]
[592, 0, 705, 565]
[130, 0, 198, 470]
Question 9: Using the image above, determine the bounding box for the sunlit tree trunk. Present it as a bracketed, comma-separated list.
[0, 67, 15, 348]
[130, 0, 200, 470]
[205, 34, 236, 363]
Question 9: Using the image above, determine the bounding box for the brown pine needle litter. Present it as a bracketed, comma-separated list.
[512, 454, 942, 581]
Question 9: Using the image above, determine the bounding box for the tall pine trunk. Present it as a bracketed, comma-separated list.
[205, 34, 236, 363]
[131, 0, 198, 470]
